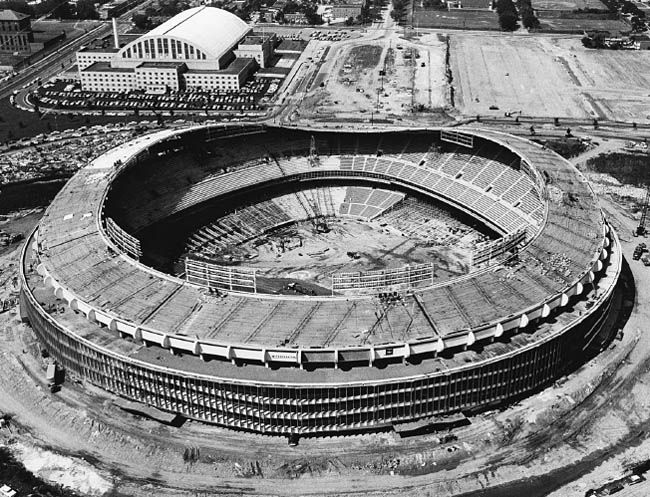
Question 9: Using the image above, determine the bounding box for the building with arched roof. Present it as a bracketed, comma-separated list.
[77, 6, 275, 93]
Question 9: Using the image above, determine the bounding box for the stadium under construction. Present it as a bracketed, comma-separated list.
[19, 125, 622, 436]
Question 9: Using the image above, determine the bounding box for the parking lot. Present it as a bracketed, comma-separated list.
[33, 78, 281, 114]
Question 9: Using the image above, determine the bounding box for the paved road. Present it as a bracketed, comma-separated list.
[0, 1, 152, 102]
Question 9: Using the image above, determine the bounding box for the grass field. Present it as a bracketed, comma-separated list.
[413, 9, 500, 30]
[538, 17, 629, 33]
[532, 0, 608, 11]
[449, 35, 650, 121]
[586, 152, 650, 187]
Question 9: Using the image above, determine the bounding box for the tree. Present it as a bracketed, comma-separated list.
[495, 0, 518, 30]
[132, 13, 151, 29]
[76, 0, 97, 19]
[499, 10, 518, 30]
[0, 1, 33, 15]
[521, 8, 539, 29]
[37, 0, 73, 19]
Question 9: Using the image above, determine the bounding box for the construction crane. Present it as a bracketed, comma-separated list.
[636, 188, 650, 237]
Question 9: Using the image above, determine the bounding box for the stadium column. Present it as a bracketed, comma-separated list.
[464, 331, 475, 351]
[161, 334, 172, 354]
[402, 343, 411, 364]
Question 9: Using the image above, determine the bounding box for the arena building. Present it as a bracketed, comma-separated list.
[77, 7, 275, 93]
[20, 125, 622, 437]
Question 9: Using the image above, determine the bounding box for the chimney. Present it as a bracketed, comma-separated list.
[112, 17, 119, 49]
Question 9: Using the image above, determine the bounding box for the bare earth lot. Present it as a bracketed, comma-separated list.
[450, 34, 650, 121]
[299, 35, 448, 121]
[229, 219, 475, 286]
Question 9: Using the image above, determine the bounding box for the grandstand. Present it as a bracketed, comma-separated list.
[20, 126, 621, 436]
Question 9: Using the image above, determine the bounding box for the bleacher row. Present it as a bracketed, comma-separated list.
[375, 198, 488, 249]
[380, 143, 545, 225]
[109, 133, 545, 241]
[186, 185, 404, 255]
[35, 127, 608, 357]
[338, 186, 405, 220]
[339, 154, 536, 235]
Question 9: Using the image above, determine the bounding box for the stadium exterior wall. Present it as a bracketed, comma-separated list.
[19, 229, 622, 435]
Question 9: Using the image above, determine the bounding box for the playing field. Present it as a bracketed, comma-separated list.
[219, 217, 477, 289]
[450, 35, 650, 121]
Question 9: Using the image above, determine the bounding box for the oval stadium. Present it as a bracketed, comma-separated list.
[19, 125, 622, 437]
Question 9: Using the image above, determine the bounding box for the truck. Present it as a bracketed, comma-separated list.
[633, 243, 647, 260]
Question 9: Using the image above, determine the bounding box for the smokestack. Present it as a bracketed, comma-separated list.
[112, 17, 119, 49]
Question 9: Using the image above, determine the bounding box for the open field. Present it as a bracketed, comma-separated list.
[231, 218, 476, 286]
[412, 9, 500, 30]
[32, 20, 101, 39]
[538, 17, 630, 33]
[450, 35, 650, 121]
[531, 0, 608, 11]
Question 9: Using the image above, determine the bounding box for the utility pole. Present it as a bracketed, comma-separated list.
[637, 188, 649, 236]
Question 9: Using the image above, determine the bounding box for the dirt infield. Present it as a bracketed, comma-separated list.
[450, 34, 650, 121]
[231, 218, 478, 287]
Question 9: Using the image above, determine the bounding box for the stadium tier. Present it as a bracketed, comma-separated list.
[21, 126, 621, 436]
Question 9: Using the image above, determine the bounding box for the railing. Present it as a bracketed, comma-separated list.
[471, 229, 527, 268]
[105, 217, 142, 260]
[332, 263, 435, 293]
[185, 255, 257, 293]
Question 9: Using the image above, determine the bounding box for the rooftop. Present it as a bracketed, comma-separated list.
[0, 9, 29, 21]
[240, 35, 274, 45]
[79, 46, 120, 53]
[275, 39, 307, 52]
[187, 57, 255, 75]
[141, 6, 251, 59]
[138, 61, 187, 69]
[82, 62, 135, 73]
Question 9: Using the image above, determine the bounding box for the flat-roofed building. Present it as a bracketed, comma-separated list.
[77, 6, 271, 93]
[0, 10, 33, 54]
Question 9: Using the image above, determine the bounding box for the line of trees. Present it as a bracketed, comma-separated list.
[390, 0, 407, 21]
[0, 0, 98, 19]
[517, 0, 540, 29]
[495, 0, 539, 31]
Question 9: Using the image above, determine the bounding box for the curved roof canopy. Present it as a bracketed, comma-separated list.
[129, 6, 251, 60]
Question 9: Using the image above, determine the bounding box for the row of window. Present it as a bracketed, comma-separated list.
[0, 21, 26, 32]
[122, 37, 208, 61]
[0, 33, 28, 48]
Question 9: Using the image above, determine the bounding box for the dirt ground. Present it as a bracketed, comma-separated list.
[450, 34, 650, 121]
[296, 34, 448, 122]
[229, 218, 476, 286]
